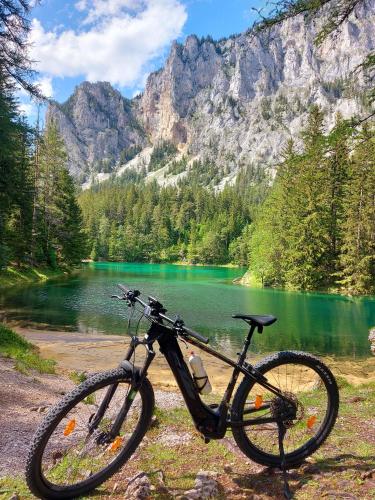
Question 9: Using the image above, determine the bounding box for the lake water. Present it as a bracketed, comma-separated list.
[1, 262, 374, 358]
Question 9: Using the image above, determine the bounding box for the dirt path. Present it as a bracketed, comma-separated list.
[0, 356, 185, 478]
[0, 357, 75, 476]
[15, 327, 375, 389]
[1, 341, 375, 498]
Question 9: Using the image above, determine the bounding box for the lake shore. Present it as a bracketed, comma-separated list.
[15, 327, 375, 389]
[0, 265, 75, 289]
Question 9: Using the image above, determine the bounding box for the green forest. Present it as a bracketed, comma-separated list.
[79, 176, 256, 266]
[250, 108, 375, 295]
[79, 107, 375, 295]
[1, 0, 374, 296]
[0, 2, 86, 274]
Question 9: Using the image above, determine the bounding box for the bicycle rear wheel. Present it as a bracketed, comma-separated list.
[232, 351, 339, 468]
[26, 367, 154, 499]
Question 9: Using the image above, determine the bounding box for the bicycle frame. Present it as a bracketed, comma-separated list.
[117, 320, 296, 440]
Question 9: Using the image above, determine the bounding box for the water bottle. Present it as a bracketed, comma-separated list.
[188, 352, 212, 395]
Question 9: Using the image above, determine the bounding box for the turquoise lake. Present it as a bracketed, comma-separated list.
[1, 262, 374, 358]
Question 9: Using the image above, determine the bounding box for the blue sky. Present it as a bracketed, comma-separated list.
[21, 0, 267, 118]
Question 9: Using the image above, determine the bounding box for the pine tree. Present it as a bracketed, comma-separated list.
[249, 107, 348, 290]
[37, 120, 87, 266]
[0, 73, 33, 267]
[0, 1, 41, 96]
[324, 114, 350, 277]
[54, 168, 87, 265]
[339, 126, 375, 294]
[283, 106, 331, 289]
[38, 120, 69, 264]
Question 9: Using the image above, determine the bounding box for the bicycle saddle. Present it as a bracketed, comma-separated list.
[232, 314, 277, 327]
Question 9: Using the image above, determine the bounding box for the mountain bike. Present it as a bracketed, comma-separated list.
[26, 284, 339, 499]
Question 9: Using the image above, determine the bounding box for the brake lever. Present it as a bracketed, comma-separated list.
[111, 295, 125, 300]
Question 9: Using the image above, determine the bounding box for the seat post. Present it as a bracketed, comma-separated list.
[238, 323, 256, 366]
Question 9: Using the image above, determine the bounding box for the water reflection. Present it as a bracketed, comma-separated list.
[0, 262, 374, 358]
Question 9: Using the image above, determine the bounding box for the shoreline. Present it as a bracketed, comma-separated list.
[238, 270, 375, 298]
[84, 261, 375, 298]
[85, 259, 243, 269]
[8, 261, 371, 300]
[15, 327, 375, 389]
[0, 265, 79, 289]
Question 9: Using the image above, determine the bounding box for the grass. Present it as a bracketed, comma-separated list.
[0, 264, 69, 288]
[1, 376, 374, 498]
[0, 323, 55, 374]
[0, 477, 33, 499]
[69, 370, 88, 384]
[105, 380, 375, 498]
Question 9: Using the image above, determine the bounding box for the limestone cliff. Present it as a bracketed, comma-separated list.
[47, 0, 375, 185]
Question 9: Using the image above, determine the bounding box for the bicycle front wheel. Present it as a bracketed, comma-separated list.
[26, 367, 154, 499]
[232, 351, 339, 468]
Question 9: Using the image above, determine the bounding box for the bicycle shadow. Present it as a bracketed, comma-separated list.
[232, 454, 375, 499]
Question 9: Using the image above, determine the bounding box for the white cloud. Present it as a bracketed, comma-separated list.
[37, 75, 53, 98]
[81, 0, 143, 24]
[29, 0, 187, 88]
[19, 102, 35, 117]
[75, 0, 87, 11]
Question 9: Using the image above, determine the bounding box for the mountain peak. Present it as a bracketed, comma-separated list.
[48, 0, 375, 187]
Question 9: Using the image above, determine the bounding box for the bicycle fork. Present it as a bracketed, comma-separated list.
[88, 339, 155, 442]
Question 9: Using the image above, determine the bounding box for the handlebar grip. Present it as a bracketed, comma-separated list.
[183, 326, 209, 344]
[118, 284, 129, 294]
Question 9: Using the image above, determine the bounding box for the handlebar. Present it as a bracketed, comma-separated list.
[114, 284, 209, 344]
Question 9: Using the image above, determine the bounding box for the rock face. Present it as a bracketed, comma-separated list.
[46, 82, 145, 181]
[48, 0, 375, 185]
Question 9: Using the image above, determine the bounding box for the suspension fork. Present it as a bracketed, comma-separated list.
[88, 338, 139, 434]
[108, 346, 155, 438]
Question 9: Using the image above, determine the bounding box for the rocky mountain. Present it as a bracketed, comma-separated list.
[47, 0, 375, 187]
[46, 82, 146, 182]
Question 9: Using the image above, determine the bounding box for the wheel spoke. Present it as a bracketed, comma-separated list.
[241, 358, 332, 458]
[40, 380, 144, 488]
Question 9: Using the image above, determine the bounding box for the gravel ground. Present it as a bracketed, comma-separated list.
[0, 358, 184, 477]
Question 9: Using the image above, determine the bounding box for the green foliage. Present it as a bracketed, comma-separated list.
[229, 225, 252, 266]
[34, 121, 88, 266]
[0, 5, 87, 275]
[119, 144, 142, 164]
[167, 156, 188, 175]
[0, 323, 56, 374]
[260, 97, 272, 120]
[78, 177, 263, 264]
[0, 265, 66, 288]
[249, 107, 375, 293]
[69, 370, 88, 384]
[322, 78, 346, 99]
[0, 92, 87, 271]
[0, 74, 33, 268]
[148, 141, 178, 172]
[338, 125, 375, 294]
[0, 1, 41, 96]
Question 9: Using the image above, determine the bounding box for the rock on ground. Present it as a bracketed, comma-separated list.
[125, 471, 151, 499]
[180, 471, 219, 499]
